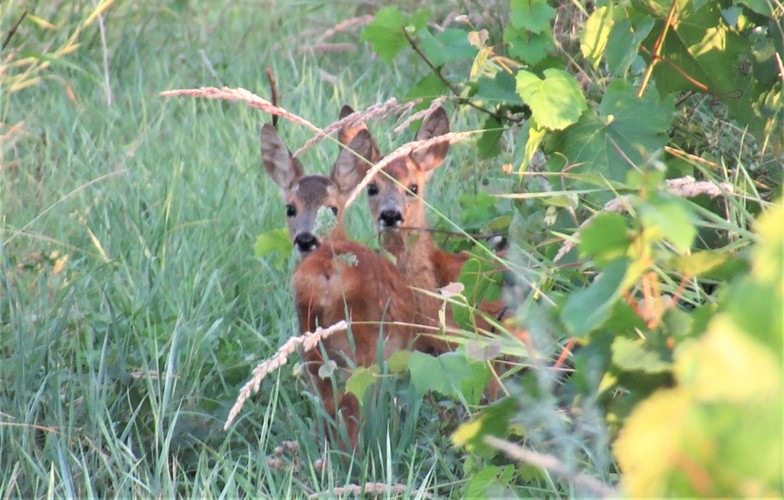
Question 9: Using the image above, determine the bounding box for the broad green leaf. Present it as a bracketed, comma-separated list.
[548, 79, 673, 187]
[360, 7, 429, 64]
[734, 0, 774, 17]
[515, 69, 587, 131]
[386, 349, 411, 373]
[638, 195, 696, 252]
[408, 351, 491, 405]
[477, 116, 502, 159]
[605, 18, 654, 76]
[580, 213, 631, 265]
[509, 0, 556, 34]
[580, 6, 614, 69]
[474, 72, 524, 106]
[345, 365, 379, 402]
[504, 25, 553, 66]
[419, 28, 477, 67]
[465, 465, 516, 499]
[405, 71, 448, 105]
[452, 397, 517, 456]
[612, 337, 673, 373]
[561, 258, 628, 338]
[255, 228, 292, 269]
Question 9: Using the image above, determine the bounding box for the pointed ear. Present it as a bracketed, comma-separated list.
[337, 104, 365, 145]
[332, 129, 373, 194]
[260, 124, 303, 190]
[412, 106, 449, 172]
[337, 105, 381, 161]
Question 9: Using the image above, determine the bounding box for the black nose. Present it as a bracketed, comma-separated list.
[294, 233, 319, 253]
[379, 209, 403, 228]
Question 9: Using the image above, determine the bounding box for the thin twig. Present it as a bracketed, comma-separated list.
[401, 28, 524, 124]
[265, 67, 278, 129]
[483, 436, 616, 497]
[2, 10, 26, 51]
[638, 0, 679, 98]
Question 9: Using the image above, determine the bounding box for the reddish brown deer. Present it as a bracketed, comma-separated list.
[338, 106, 510, 393]
[260, 124, 416, 448]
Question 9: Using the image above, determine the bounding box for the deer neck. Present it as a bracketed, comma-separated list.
[380, 211, 440, 325]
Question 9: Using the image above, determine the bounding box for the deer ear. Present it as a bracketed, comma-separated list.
[332, 129, 373, 194]
[337, 105, 381, 161]
[260, 124, 303, 191]
[412, 106, 449, 173]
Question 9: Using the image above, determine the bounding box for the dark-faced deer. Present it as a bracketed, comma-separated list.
[260, 124, 416, 448]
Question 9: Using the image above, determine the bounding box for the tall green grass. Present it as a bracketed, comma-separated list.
[0, 1, 506, 496]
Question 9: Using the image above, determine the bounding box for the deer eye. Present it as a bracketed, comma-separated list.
[368, 183, 379, 196]
[285, 204, 296, 217]
[407, 184, 419, 196]
[329, 206, 338, 216]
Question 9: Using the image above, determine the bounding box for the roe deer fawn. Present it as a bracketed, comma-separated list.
[260, 124, 416, 448]
[338, 105, 510, 375]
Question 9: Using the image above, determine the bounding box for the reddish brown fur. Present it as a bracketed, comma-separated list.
[261, 124, 417, 448]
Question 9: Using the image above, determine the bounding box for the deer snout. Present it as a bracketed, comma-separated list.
[294, 232, 319, 254]
[379, 209, 403, 228]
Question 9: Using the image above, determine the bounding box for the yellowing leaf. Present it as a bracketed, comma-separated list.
[675, 316, 782, 403]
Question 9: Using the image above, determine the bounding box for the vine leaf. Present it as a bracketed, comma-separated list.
[360, 7, 429, 64]
[549, 79, 673, 187]
[515, 68, 587, 131]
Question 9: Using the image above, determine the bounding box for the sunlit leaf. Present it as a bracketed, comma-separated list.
[360, 7, 428, 64]
[345, 365, 379, 402]
[549, 80, 673, 189]
[612, 337, 673, 373]
[452, 397, 517, 456]
[516, 69, 587, 131]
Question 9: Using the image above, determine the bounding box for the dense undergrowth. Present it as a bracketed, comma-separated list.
[1, 0, 781, 497]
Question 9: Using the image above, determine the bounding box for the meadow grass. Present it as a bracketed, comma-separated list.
[1, 1, 501, 496]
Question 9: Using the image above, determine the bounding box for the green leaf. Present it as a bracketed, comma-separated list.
[580, 6, 614, 69]
[612, 337, 673, 373]
[452, 397, 517, 456]
[504, 25, 553, 66]
[515, 69, 587, 131]
[408, 351, 491, 405]
[405, 71, 448, 105]
[386, 349, 411, 373]
[254, 228, 292, 269]
[638, 195, 696, 252]
[419, 28, 477, 67]
[509, 0, 556, 34]
[465, 465, 516, 498]
[474, 72, 524, 107]
[345, 365, 379, 402]
[477, 116, 503, 159]
[561, 258, 628, 338]
[360, 7, 428, 64]
[548, 79, 673, 187]
[580, 213, 631, 265]
[605, 18, 654, 76]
